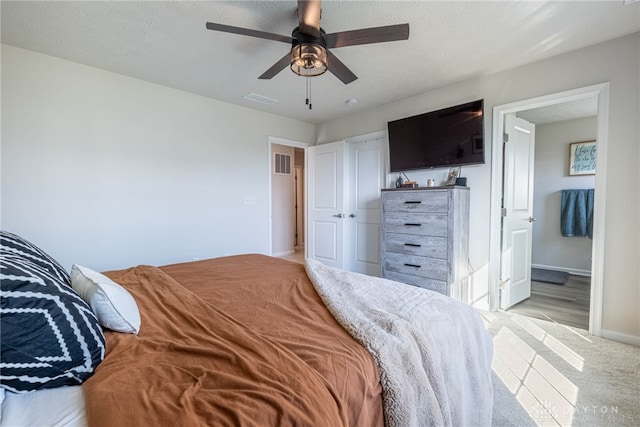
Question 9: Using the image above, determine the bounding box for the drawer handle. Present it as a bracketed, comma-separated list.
[404, 201, 422, 204]
[404, 263, 421, 268]
[404, 223, 421, 227]
[404, 243, 422, 247]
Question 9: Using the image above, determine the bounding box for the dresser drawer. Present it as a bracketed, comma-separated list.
[383, 271, 449, 295]
[383, 213, 448, 237]
[383, 190, 448, 213]
[383, 252, 448, 281]
[384, 233, 447, 259]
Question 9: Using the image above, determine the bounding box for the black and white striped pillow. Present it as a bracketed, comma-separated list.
[0, 231, 70, 284]
[0, 233, 105, 393]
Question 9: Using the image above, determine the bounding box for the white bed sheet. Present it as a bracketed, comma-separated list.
[1, 386, 86, 427]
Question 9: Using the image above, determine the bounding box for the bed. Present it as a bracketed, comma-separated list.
[1, 231, 493, 426]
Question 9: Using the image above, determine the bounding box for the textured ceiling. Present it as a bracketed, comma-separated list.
[2, 1, 639, 124]
[518, 97, 598, 124]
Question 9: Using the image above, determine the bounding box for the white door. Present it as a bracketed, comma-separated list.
[500, 114, 536, 309]
[307, 141, 346, 268]
[346, 137, 385, 276]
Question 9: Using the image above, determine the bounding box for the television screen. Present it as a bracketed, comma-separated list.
[387, 99, 484, 172]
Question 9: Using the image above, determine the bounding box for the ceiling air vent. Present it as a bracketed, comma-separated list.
[243, 92, 278, 105]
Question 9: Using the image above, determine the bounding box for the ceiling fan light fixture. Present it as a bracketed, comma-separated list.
[290, 43, 327, 77]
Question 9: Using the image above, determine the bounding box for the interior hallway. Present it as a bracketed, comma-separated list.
[507, 275, 591, 330]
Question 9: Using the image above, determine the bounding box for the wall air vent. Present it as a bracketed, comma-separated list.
[274, 153, 291, 175]
[243, 92, 278, 105]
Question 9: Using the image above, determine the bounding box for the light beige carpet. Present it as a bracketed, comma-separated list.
[479, 310, 640, 427]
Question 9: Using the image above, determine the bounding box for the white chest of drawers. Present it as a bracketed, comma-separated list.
[381, 187, 470, 298]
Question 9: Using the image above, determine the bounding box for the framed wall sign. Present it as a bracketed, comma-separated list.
[569, 141, 596, 176]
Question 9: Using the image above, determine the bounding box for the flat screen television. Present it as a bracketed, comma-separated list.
[387, 99, 484, 172]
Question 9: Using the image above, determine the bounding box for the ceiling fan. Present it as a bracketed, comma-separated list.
[205, 0, 409, 85]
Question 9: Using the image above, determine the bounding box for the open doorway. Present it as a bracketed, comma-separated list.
[505, 103, 597, 330]
[489, 83, 609, 337]
[268, 137, 308, 264]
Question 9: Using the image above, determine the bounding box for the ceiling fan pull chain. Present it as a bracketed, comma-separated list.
[306, 77, 312, 110]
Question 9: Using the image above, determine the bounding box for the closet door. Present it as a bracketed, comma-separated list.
[306, 135, 385, 275]
[345, 137, 385, 276]
[307, 141, 346, 268]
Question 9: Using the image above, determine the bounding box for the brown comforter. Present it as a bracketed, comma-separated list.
[83, 255, 382, 427]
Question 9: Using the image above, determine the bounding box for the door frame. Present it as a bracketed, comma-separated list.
[267, 136, 310, 257]
[488, 83, 610, 337]
[294, 165, 304, 247]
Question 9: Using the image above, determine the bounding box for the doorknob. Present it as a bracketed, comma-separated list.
[528, 216, 537, 222]
[349, 213, 356, 218]
[333, 213, 343, 218]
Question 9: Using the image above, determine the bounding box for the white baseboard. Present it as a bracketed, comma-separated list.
[272, 250, 295, 257]
[531, 263, 591, 277]
[600, 329, 640, 347]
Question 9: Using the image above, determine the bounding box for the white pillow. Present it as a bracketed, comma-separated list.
[70, 264, 141, 334]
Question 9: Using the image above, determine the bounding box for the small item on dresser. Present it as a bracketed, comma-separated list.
[426, 179, 436, 187]
[455, 177, 467, 186]
[394, 175, 404, 188]
[446, 166, 461, 186]
[400, 181, 418, 188]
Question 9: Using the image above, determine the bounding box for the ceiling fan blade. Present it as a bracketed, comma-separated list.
[206, 22, 293, 44]
[324, 23, 409, 48]
[326, 50, 357, 84]
[258, 53, 292, 80]
[297, 0, 321, 37]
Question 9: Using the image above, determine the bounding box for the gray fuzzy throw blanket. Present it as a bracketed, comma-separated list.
[305, 259, 493, 427]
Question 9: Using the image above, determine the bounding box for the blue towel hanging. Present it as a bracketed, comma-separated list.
[561, 189, 594, 238]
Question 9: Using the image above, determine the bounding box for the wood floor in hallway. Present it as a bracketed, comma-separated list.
[277, 245, 304, 264]
[506, 274, 591, 330]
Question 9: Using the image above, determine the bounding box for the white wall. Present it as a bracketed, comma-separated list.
[531, 117, 596, 274]
[1, 45, 315, 271]
[315, 33, 640, 340]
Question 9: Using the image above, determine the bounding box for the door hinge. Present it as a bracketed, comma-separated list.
[501, 207, 507, 217]
[498, 279, 508, 289]
[503, 132, 509, 143]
